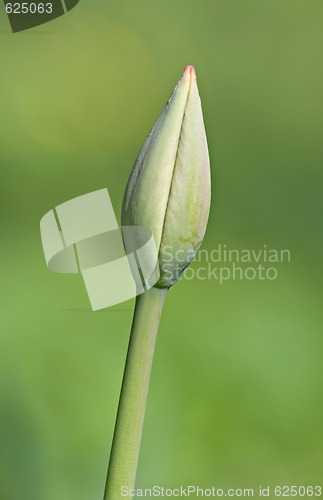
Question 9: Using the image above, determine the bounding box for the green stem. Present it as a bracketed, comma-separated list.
[104, 287, 167, 499]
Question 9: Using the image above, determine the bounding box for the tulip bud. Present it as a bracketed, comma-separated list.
[122, 66, 211, 288]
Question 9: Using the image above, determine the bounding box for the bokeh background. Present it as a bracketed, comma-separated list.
[0, 1, 322, 498]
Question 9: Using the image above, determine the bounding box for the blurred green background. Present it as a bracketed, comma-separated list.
[0, 1, 322, 498]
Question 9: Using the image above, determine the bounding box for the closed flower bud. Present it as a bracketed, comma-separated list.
[122, 66, 211, 288]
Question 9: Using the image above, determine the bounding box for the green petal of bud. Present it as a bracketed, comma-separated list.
[122, 66, 211, 288]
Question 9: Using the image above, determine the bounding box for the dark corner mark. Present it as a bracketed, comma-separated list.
[3, 0, 80, 33]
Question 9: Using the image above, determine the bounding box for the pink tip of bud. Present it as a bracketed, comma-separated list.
[182, 65, 196, 80]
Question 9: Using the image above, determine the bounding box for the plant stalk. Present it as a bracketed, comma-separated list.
[104, 286, 167, 499]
